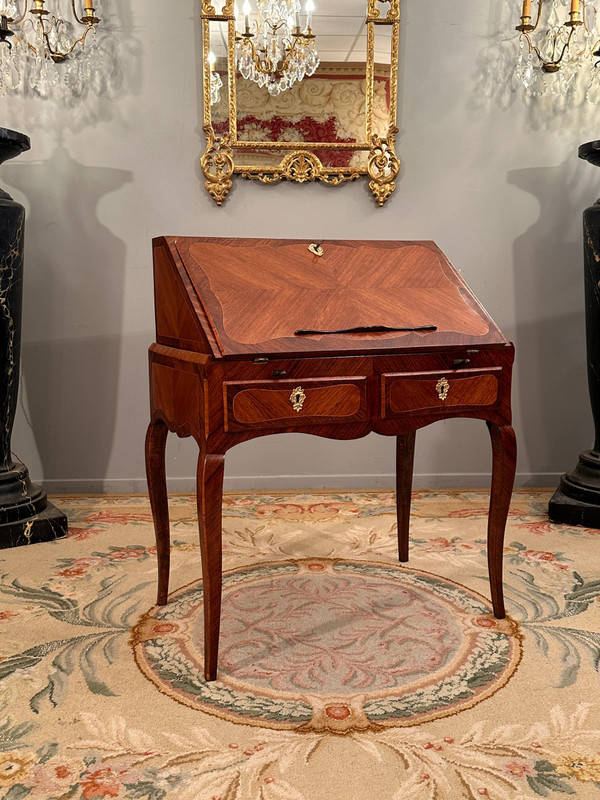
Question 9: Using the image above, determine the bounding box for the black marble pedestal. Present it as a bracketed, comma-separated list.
[549, 140, 600, 527]
[0, 128, 67, 548]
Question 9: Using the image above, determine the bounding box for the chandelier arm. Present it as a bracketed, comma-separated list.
[70, 0, 84, 25]
[8, 1, 29, 25]
[531, 0, 543, 32]
[264, 18, 286, 33]
[245, 33, 311, 77]
[521, 23, 577, 70]
[519, 31, 541, 58]
[43, 22, 94, 59]
[275, 36, 305, 74]
[549, 24, 577, 67]
[9, 29, 37, 54]
[241, 36, 274, 75]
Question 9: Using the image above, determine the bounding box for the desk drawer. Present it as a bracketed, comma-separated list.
[382, 368, 501, 417]
[225, 377, 368, 430]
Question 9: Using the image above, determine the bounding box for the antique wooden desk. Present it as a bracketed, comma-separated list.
[146, 237, 516, 681]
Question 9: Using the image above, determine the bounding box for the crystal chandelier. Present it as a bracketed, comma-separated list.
[514, 0, 600, 102]
[0, 0, 108, 99]
[235, 0, 319, 97]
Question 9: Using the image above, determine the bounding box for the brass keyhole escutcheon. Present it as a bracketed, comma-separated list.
[436, 377, 450, 402]
[290, 386, 306, 412]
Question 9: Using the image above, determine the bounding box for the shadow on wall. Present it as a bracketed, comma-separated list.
[509, 157, 596, 483]
[3, 145, 132, 485]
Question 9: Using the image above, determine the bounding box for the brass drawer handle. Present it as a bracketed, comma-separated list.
[290, 386, 306, 412]
[436, 377, 449, 401]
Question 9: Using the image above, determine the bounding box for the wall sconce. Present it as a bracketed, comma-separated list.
[0, 0, 111, 99]
[515, 0, 600, 102]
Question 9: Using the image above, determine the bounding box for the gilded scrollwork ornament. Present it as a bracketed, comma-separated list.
[201, 0, 217, 16]
[367, 0, 400, 22]
[201, 126, 235, 206]
[201, 0, 235, 18]
[281, 151, 323, 183]
[240, 151, 359, 187]
[367, 126, 400, 206]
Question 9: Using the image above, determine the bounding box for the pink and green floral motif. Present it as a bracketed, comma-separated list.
[2, 492, 600, 800]
[221, 492, 396, 519]
[504, 541, 571, 571]
[2, 705, 600, 799]
[132, 559, 522, 733]
[52, 546, 157, 579]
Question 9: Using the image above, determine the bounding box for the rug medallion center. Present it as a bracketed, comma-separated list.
[132, 559, 522, 733]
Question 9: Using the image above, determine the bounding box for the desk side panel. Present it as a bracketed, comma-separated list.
[152, 238, 216, 355]
[149, 350, 208, 443]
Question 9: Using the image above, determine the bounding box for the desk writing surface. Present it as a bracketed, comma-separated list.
[156, 237, 508, 359]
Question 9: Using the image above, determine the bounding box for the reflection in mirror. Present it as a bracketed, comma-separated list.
[201, 0, 400, 205]
[235, 0, 320, 97]
[207, 20, 229, 108]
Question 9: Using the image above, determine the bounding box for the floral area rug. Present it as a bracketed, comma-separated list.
[1, 490, 600, 799]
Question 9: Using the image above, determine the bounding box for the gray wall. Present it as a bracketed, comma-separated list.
[2, 1, 598, 493]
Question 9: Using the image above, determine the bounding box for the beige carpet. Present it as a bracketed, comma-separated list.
[1, 490, 600, 799]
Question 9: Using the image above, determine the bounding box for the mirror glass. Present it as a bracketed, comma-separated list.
[201, 0, 400, 204]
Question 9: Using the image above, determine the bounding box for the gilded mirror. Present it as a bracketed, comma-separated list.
[200, 0, 400, 205]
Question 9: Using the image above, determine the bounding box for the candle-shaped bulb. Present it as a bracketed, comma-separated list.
[294, 10, 300, 28]
[234, 2, 239, 18]
[305, 0, 314, 29]
[243, 0, 251, 30]
[521, 0, 531, 19]
[571, 0, 580, 16]
[208, 51, 216, 71]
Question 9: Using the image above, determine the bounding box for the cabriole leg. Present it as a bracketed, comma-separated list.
[396, 431, 416, 562]
[486, 422, 517, 619]
[197, 452, 226, 682]
[145, 420, 170, 606]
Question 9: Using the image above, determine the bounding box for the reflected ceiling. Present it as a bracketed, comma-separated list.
[210, 0, 393, 64]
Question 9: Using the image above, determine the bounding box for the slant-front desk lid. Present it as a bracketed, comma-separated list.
[153, 237, 509, 359]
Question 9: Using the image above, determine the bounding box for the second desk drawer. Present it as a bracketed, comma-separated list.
[382, 368, 501, 417]
[225, 377, 368, 430]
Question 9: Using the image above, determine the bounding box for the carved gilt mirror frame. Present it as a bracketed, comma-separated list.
[200, 0, 400, 205]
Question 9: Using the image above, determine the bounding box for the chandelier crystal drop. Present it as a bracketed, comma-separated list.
[235, 0, 319, 97]
[0, 0, 110, 99]
[514, 0, 600, 103]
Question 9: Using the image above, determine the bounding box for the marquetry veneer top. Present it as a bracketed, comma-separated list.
[161, 237, 508, 359]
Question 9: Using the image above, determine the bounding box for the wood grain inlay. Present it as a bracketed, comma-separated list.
[231, 383, 362, 425]
[183, 240, 494, 354]
[387, 370, 500, 415]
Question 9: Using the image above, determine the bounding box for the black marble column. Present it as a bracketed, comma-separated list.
[549, 141, 600, 527]
[0, 128, 67, 547]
